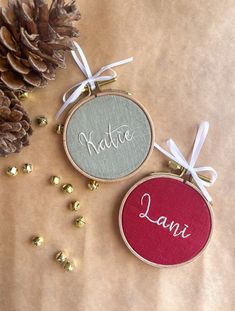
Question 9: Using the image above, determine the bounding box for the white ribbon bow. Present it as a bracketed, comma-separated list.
[56, 41, 133, 119]
[154, 121, 217, 202]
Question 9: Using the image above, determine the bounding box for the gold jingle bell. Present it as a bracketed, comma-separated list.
[62, 183, 74, 194]
[36, 116, 48, 127]
[22, 163, 33, 174]
[70, 201, 80, 211]
[16, 90, 29, 101]
[55, 251, 67, 264]
[31, 236, 44, 247]
[63, 260, 74, 272]
[6, 166, 18, 176]
[74, 216, 86, 228]
[88, 180, 99, 191]
[50, 175, 61, 185]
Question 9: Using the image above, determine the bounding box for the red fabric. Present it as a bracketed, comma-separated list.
[121, 177, 212, 266]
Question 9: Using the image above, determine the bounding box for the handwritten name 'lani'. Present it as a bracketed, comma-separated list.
[78, 124, 135, 155]
[139, 193, 191, 239]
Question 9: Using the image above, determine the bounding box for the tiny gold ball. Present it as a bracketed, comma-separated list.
[50, 176, 61, 185]
[31, 236, 44, 246]
[36, 116, 48, 127]
[22, 163, 33, 174]
[62, 184, 74, 194]
[6, 166, 18, 176]
[63, 260, 74, 272]
[55, 124, 64, 135]
[88, 180, 99, 191]
[69, 201, 80, 211]
[74, 216, 86, 228]
[55, 251, 67, 264]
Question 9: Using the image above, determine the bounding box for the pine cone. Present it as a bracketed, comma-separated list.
[0, 0, 80, 92]
[0, 89, 32, 156]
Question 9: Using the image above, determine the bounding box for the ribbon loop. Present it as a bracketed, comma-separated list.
[56, 41, 133, 119]
[154, 121, 218, 202]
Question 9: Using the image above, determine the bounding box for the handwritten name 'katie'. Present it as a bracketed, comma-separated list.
[78, 124, 135, 156]
[139, 193, 191, 239]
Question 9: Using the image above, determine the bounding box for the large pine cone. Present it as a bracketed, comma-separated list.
[0, 89, 32, 156]
[0, 0, 80, 92]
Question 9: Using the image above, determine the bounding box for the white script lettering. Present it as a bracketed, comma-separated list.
[78, 124, 135, 155]
[139, 193, 191, 239]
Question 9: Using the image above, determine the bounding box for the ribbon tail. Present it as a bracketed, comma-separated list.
[56, 81, 87, 120]
[72, 41, 95, 89]
[190, 121, 209, 168]
[94, 57, 134, 78]
[154, 143, 179, 163]
[71, 49, 87, 76]
[154, 142, 189, 170]
[167, 139, 188, 164]
[191, 171, 213, 203]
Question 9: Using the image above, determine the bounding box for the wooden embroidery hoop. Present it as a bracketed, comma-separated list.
[63, 90, 155, 182]
[119, 173, 214, 268]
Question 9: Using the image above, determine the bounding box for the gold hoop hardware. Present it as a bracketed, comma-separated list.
[64, 77, 117, 102]
[168, 160, 212, 184]
[91, 77, 117, 95]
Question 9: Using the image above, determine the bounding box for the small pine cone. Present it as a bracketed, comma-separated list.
[0, 0, 80, 92]
[0, 89, 33, 156]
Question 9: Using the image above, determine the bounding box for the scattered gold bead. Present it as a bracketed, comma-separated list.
[62, 183, 74, 194]
[55, 251, 67, 264]
[88, 180, 99, 191]
[63, 260, 74, 272]
[6, 166, 18, 176]
[31, 236, 44, 246]
[55, 124, 64, 134]
[36, 116, 48, 127]
[74, 216, 86, 228]
[55, 252, 74, 271]
[50, 175, 61, 185]
[16, 91, 29, 101]
[22, 163, 33, 174]
[69, 201, 80, 211]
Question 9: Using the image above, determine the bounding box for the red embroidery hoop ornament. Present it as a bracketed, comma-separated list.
[119, 122, 217, 267]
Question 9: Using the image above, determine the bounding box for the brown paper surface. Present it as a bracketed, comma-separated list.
[0, 1, 235, 310]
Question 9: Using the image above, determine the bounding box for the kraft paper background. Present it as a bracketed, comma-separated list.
[0, 0, 234, 310]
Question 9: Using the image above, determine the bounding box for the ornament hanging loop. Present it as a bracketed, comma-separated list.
[155, 121, 218, 203]
[56, 41, 133, 119]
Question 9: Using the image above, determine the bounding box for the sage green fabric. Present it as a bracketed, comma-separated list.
[66, 94, 153, 180]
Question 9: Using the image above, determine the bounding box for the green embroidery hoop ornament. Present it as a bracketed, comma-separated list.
[57, 43, 155, 182]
